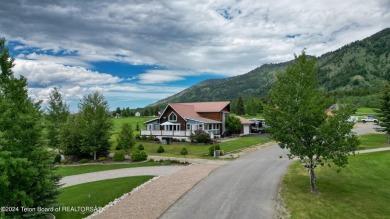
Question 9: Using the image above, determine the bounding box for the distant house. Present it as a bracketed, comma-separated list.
[135, 111, 141, 117]
[142, 101, 249, 142]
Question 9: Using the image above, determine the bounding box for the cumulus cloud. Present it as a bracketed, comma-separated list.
[13, 59, 122, 87]
[1, 0, 388, 76]
[1, 0, 389, 109]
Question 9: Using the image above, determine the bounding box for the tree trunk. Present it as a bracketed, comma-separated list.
[309, 158, 317, 193]
[94, 151, 97, 161]
[388, 133, 390, 144]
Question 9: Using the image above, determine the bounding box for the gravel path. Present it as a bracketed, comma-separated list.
[90, 164, 220, 219]
[60, 166, 185, 188]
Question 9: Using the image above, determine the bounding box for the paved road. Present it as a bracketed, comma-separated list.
[60, 166, 184, 188]
[161, 123, 382, 219]
[161, 145, 291, 219]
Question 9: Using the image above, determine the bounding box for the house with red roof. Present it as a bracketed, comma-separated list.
[141, 101, 251, 142]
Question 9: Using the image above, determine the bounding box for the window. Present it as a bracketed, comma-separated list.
[199, 124, 203, 130]
[187, 124, 191, 130]
[169, 112, 177, 121]
[209, 124, 212, 129]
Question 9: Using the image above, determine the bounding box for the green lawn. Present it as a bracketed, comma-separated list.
[355, 107, 378, 115]
[281, 151, 390, 219]
[111, 116, 157, 135]
[136, 137, 270, 159]
[54, 176, 154, 219]
[56, 161, 160, 177]
[359, 133, 390, 150]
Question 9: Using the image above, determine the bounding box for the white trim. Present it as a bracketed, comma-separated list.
[168, 112, 177, 121]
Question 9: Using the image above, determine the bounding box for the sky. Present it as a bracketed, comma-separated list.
[1, 0, 389, 112]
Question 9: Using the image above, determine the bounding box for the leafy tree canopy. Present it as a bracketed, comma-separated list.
[264, 52, 359, 193]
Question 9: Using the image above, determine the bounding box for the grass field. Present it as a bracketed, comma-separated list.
[135, 137, 270, 159]
[56, 161, 160, 177]
[111, 116, 157, 134]
[355, 107, 378, 115]
[54, 176, 154, 219]
[359, 133, 390, 150]
[281, 151, 390, 219]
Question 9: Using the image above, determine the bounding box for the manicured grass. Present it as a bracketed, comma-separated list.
[219, 137, 269, 152]
[54, 176, 154, 219]
[355, 107, 378, 115]
[56, 161, 160, 177]
[111, 116, 157, 135]
[359, 133, 390, 150]
[136, 137, 270, 159]
[281, 151, 390, 219]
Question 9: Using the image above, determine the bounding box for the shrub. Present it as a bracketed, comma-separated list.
[180, 147, 188, 155]
[209, 145, 221, 156]
[98, 157, 106, 162]
[54, 154, 62, 164]
[131, 150, 148, 162]
[60, 159, 68, 164]
[137, 144, 144, 150]
[79, 158, 90, 164]
[157, 145, 165, 153]
[181, 139, 186, 142]
[135, 134, 141, 140]
[115, 145, 122, 150]
[113, 151, 125, 162]
[190, 130, 211, 143]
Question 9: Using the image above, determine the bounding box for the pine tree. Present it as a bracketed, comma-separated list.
[0, 38, 60, 218]
[375, 82, 390, 143]
[236, 96, 245, 115]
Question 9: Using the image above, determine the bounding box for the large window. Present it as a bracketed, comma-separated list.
[169, 112, 177, 121]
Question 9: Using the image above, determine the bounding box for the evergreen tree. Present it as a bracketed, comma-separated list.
[375, 81, 390, 143]
[264, 52, 359, 193]
[78, 92, 113, 160]
[0, 38, 60, 218]
[46, 87, 70, 149]
[236, 96, 245, 115]
[117, 123, 136, 155]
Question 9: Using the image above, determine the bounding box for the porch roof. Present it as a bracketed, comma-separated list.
[185, 116, 222, 124]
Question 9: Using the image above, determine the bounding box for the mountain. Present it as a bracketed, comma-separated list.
[149, 28, 390, 108]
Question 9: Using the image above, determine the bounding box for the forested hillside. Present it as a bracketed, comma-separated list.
[149, 28, 390, 108]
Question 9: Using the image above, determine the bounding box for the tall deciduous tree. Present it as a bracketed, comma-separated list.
[78, 92, 113, 160]
[0, 38, 60, 218]
[46, 87, 70, 149]
[375, 81, 390, 143]
[264, 52, 359, 193]
[236, 96, 245, 115]
[117, 122, 136, 155]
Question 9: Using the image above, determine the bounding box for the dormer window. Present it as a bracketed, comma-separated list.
[168, 112, 177, 121]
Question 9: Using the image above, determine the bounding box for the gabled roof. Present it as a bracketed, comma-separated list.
[180, 101, 230, 112]
[235, 116, 253, 124]
[159, 101, 230, 123]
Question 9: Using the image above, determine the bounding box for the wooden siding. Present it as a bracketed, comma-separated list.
[198, 112, 222, 121]
[160, 106, 186, 130]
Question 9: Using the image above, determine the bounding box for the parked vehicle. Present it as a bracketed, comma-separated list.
[361, 116, 379, 123]
[249, 118, 269, 134]
[347, 116, 359, 123]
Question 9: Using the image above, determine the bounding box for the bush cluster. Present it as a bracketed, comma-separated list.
[54, 154, 62, 163]
[113, 151, 125, 161]
[137, 144, 144, 150]
[180, 148, 188, 155]
[157, 145, 165, 153]
[79, 158, 90, 163]
[131, 150, 148, 162]
[190, 130, 211, 143]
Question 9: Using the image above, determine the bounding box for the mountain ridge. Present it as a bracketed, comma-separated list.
[149, 28, 390, 108]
